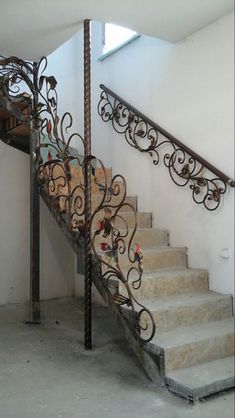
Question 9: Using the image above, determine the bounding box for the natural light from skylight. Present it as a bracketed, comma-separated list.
[103, 23, 137, 55]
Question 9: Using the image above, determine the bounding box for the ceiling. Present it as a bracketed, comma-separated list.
[0, 0, 234, 60]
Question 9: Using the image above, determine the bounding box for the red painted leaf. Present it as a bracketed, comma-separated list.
[100, 242, 109, 251]
[47, 120, 52, 135]
[135, 243, 142, 255]
[47, 150, 52, 161]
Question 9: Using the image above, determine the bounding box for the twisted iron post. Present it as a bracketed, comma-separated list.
[84, 19, 92, 349]
[29, 62, 41, 323]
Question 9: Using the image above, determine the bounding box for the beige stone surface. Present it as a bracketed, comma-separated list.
[125, 269, 208, 299]
[165, 332, 235, 371]
[120, 247, 187, 271]
[146, 293, 233, 332]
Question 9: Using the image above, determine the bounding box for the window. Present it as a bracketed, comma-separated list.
[99, 23, 139, 60]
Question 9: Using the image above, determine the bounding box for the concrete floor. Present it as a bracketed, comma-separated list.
[0, 298, 234, 418]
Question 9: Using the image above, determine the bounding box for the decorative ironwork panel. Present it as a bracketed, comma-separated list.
[98, 85, 234, 211]
[0, 56, 155, 344]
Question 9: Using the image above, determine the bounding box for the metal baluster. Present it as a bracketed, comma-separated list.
[29, 62, 40, 323]
[84, 19, 92, 349]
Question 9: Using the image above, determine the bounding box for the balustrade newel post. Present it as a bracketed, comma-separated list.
[84, 19, 92, 349]
[29, 62, 40, 323]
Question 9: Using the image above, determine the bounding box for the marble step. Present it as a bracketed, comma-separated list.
[139, 292, 233, 332]
[122, 268, 208, 299]
[165, 356, 235, 402]
[118, 247, 187, 271]
[146, 318, 234, 371]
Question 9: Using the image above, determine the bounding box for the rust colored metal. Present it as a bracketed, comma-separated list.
[98, 84, 235, 211]
[84, 19, 93, 350]
[0, 54, 156, 346]
[0, 56, 41, 322]
[29, 62, 41, 323]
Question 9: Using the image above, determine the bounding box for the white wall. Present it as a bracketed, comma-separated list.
[0, 37, 79, 305]
[46, 28, 118, 304]
[0, 143, 30, 304]
[0, 141, 75, 305]
[1, 11, 233, 305]
[89, 13, 234, 295]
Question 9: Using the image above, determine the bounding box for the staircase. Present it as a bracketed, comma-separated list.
[85, 166, 235, 402]
[0, 55, 234, 404]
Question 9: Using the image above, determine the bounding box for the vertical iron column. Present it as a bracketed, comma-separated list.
[84, 19, 92, 349]
[29, 63, 40, 323]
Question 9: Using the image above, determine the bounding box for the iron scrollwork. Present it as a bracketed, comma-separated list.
[89, 158, 155, 342]
[98, 85, 234, 211]
[0, 56, 155, 343]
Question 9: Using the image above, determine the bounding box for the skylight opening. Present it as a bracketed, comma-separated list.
[103, 23, 138, 55]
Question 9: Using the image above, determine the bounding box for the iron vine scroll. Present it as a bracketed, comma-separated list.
[0, 56, 155, 343]
[98, 84, 234, 211]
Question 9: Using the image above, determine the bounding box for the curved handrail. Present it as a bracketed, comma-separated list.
[98, 84, 234, 211]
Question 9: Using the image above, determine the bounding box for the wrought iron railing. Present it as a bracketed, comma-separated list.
[98, 84, 235, 211]
[34, 69, 155, 343]
[0, 29, 155, 346]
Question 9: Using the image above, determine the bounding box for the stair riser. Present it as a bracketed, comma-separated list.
[91, 195, 137, 212]
[164, 334, 235, 371]
[97, 248, 187, 275]
[123, 249, 187, 271]
[46, 193, 137, 214]
[151, 297, 233, 332]
[70, 180, 113, 194]
[47, 165, 112, 183]
[90, 180, 125, 194]
[43, 166, 131, 212]
[125, 271, 208, 299]
[134, 229, 169, 248]
[165, 356, 235, 402]
[94, 228, 169, 247]
[45, 165, 112, 194]
[71, 166, 112, 183]
[92, 211, 152, 229]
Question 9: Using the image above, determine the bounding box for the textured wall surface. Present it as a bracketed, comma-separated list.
[89, 12, 234, 295]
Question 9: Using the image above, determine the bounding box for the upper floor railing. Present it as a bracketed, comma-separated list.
[98, 84, 235, 211]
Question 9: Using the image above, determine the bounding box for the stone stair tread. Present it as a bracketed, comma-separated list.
[143, 246, 187, 253]
[116, 227, 168, 233]
[165, 356, 235, 397]
[138, 291, 232, 312]
[101, 211, 151, 217]
[121, 266, 190, 278]
[147, 318, 234, 350]
[116, 211, 151, 215]
[92, 226, 168, 245]
[92, 193, 137, 198]
[93, 210, 150, 214]
[92, 210, 152, 229]
[110, 228, 169, 247]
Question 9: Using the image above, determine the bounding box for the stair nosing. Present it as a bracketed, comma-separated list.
[141, 246, 187, 253]
[140, 267, 208, 279]
[165, 356, 235, 395]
